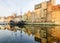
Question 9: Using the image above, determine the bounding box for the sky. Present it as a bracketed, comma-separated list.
[0, 0, 60, 17]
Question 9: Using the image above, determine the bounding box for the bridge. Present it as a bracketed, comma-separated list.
[0, 22, 8, 25]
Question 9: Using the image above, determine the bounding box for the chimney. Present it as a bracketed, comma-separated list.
[50, 0, 55, 5]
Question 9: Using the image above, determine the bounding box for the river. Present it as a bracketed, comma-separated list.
[0, 25, 60, 43]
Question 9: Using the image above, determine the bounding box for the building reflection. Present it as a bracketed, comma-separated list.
[0, 25, 60, 43]
[22, 26, 60, 43]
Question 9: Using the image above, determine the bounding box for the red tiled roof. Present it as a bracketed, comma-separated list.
[52, 5, 60, 11]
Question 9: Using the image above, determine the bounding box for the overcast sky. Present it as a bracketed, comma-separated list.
[0, 0, 60, 17]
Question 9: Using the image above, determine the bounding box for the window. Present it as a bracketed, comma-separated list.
[35, 4, 41, 9]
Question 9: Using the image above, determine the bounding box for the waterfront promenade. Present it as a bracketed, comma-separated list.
[25, 22, 60, 26]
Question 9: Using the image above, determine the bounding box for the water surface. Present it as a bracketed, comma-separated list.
[0, 25, 60, 43]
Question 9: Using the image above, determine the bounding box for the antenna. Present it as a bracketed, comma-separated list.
[20, 8, 23, 21]
[50, 0, 55, 5]
[20, 8, 22, 15]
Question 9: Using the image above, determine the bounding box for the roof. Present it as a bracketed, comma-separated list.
[52, 5, 60, 11]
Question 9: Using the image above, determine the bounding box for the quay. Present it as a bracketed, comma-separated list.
[25, 22, 60, 26]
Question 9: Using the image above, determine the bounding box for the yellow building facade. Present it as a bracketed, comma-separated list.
[26, 11, 32, 22]
[35, 3, 41, 22]
[34, 0, 52, 22]
[22, 13, 28, 22]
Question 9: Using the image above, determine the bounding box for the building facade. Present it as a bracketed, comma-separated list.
[22, 13, 28, 22]
[35, 1, 48, 22]
[35, 3, 41, 22]
[52, 5, 60, 24]
[13, 15, 22, 23]
[34, 0, 56, 23]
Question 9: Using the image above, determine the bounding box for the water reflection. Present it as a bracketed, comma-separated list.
[0, 25, 60, 43]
